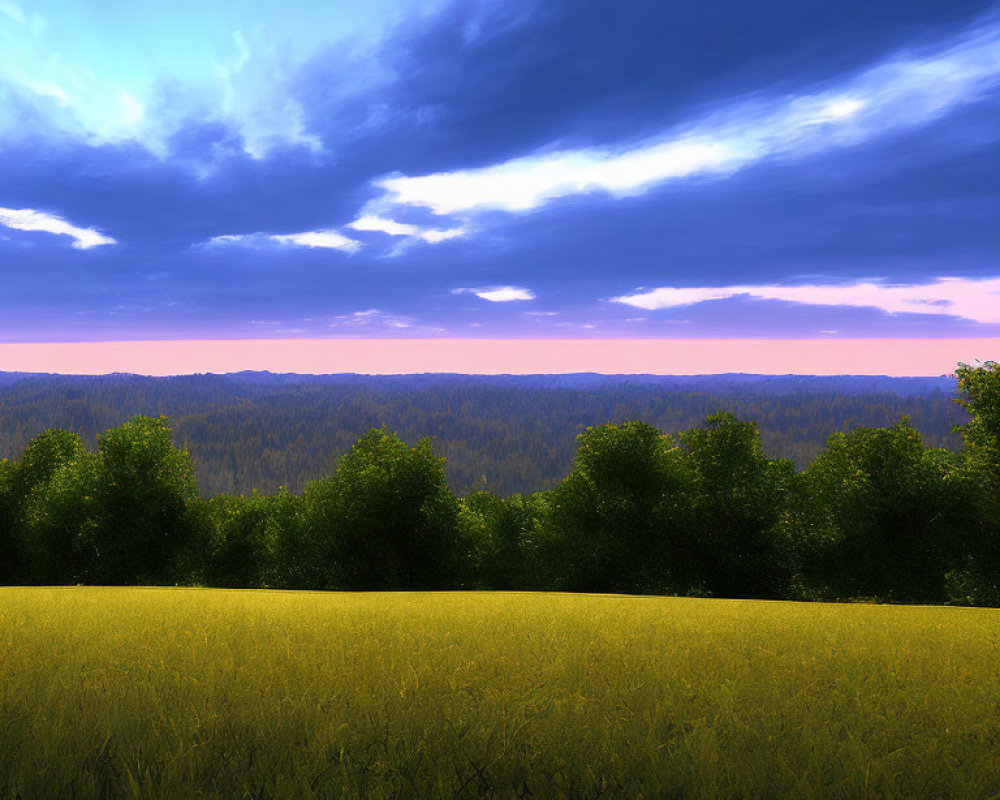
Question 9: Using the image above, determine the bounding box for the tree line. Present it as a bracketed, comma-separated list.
[1, 363, 997, 606]
[0, 372, 964, 497]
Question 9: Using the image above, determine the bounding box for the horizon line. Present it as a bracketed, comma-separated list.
[1, 338, 997, 377]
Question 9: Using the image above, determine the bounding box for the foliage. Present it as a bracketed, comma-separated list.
[462, 491, 548, 589]
[0, 373, 966, 497]
[77, 416, 201, 585]
[4, 429, 88, 584]
[544, 421, 697, 594]
[0, 459, 15, 583]
[678, 412, 795, 599]
[950, 362, 1000, 603]
[202, 490, 300, 588]
[303, 428, 467, 590]
[793, 420, 962, 603]
[4, 418, 201, 585]
[18, 452, 98, 584]
[955, 361, 1000, 476]
[1, 362, 999, 605]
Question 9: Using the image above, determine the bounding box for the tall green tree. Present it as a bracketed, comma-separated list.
[0, 458, 17, 583]
[949, 361, 1000, 603]
[546, 421, 699, 594]
[20, 453, 99, 584]
[303, 429, 467, 590]
[794, 419, 959, 602]
[6, 429, 88, 584]
[77, 416, 201, 585]
[679, 413, 795, 599]
[956, 361, 1000, 479]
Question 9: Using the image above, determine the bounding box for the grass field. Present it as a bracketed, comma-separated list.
[2, 589, 999, 799]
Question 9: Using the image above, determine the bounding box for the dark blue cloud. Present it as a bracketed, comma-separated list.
[305, 0, 997, 169]
[0, 0, 998, 342]
[455, 101, 1000, 286]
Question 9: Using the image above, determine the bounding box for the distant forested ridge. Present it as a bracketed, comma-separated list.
[0, 372, 964, 497]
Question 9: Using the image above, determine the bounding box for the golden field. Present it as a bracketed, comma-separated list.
[1, 588, 999, 799]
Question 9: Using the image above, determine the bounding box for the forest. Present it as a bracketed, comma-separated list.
[0, 371, 964, 497]
[1, 362, 996, 606]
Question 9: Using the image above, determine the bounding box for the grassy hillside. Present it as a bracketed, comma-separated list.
[2, 588, 998, 799]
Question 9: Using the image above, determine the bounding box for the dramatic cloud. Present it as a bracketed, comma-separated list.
[0, 1, 408, 156]
[0, 206, 116, 249]
[611, 278, 1000, 324]
[1, 0, 998, 345]
[208, 230, 361, 253]
[378, 142, 734, 215]
[370, 18, 1000, 219]
[453, 286, 536, 302]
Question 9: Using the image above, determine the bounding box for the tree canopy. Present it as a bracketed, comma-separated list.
[1, 363, 998, 605]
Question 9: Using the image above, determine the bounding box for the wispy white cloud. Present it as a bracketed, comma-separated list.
[369, 18, 1000, 218]
[379, 142, 733, 215]
[348, 215, 420, 237]
[0, 206, 116, 249]
[214, 30, 322, 159]
[347, 214, 466, 244]
[611, 277, 1000, 324]
[453, 286, 536, 302]
[330, 308, 415, 329]
[24, 80, 71, 107]
[207, 234, 252, 246]
[271, 230, 361, 251]
[208, 229, 361, 253]
[418, 226, 466, 243]
[0, 0, 42, 33]
[0, 1, 26, 24]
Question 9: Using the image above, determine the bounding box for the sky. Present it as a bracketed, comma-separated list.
[0, 0, 998, 373]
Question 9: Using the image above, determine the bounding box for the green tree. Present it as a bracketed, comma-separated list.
[462, 491, 547, 589]
[204, 494, 270, 588]
[956, 361, 1000, 478]
[0, 459, 17, 583]
[5, 429, 88, 584]
[303, 429, 467, 590]
[794, 419, 959, 603]
[948, 362, 1000, 604]
[679, 413, 795, 599]
[546, 421, 698, 594]
[19, 452, 99, 584]
[77, 416, 201, 585]
[9, 429, 86, 498]
[205, 489, 301, 588]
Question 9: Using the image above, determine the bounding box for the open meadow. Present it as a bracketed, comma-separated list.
[2, 588, 1000, 799]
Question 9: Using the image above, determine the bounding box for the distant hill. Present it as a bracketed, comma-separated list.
[0, 371, 966, 497]
[0, 372, 44, 387]
[0, 370, 957, 394]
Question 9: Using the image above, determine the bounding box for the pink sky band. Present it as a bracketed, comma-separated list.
[0, 338, 997, 377]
